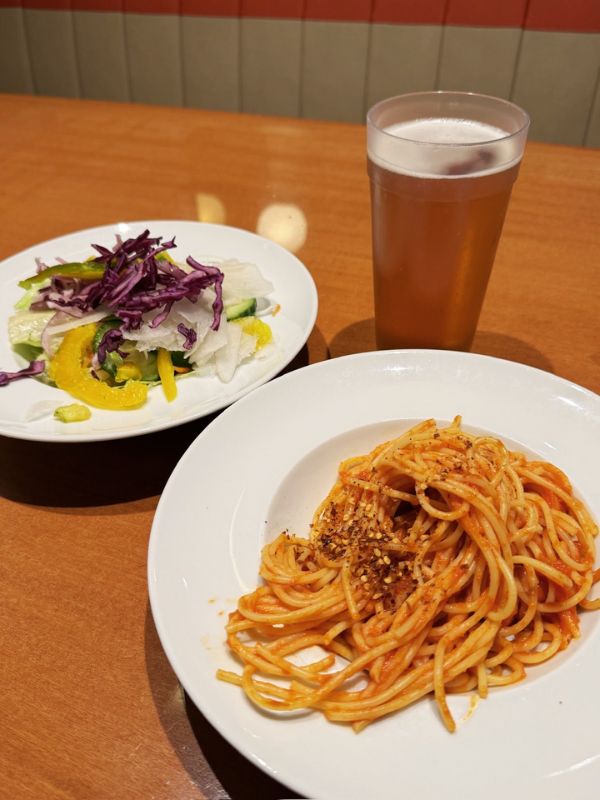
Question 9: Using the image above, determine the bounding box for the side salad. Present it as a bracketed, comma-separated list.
[2, 230, 276, 413]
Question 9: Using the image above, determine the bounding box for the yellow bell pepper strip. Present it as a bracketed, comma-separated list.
[157, 347, 177, 402]
[232, 317, 273, 349]
[115, 362, 142, 383]
[19, 262, 106, 290]
[49, 323, 148, 410]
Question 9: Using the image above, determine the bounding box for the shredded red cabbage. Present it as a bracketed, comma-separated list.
[31, 230, 225, 356]
[97, 328, 127, 365]
[0, 360, 45, 387]
[177, 323, 197, 350]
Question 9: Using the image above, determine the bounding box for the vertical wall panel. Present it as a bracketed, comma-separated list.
[3, 3, 600, 149]
[73, 10, 130, 101]
[366, 24, 442, 109]
[584, 70, 600, 146]
[438, 26, 522, 98]
[181, 15, 240, 110]
[511, 31, 600, 145]
[124, 11, 184, 106]
[0, 7, 34, 93]
[302, 20, 370, 122]
[24, 8, 80, 97]
[240, 17, 302, 116]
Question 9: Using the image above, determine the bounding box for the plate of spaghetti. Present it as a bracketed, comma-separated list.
[148, 350, 600, 800]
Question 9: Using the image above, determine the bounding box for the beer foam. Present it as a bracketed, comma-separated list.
[368, 117, 522, 178]
[386, 118, 508, 145]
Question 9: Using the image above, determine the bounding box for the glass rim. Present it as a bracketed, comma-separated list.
[367, 91, 531, 148]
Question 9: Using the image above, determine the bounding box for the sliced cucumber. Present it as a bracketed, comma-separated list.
[171, 351, 192, 369]
[54, 404, 91, 423]
[225, 298, 257, 321]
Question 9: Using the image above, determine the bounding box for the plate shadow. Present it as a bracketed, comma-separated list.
[329, 318, 555, 378]
[328, 319, 376, 359]
[0, 412, 217, 507]
[144, 604, 302, 800]
[471, 330, 555, 374]
[0, 345, 312, 508]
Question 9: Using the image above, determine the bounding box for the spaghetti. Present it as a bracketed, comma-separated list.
[218, 418, 600, 732]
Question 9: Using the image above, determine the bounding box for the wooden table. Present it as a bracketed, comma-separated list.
[1, 95, 598, 800]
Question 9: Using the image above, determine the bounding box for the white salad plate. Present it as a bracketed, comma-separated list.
[148, 349, 600, 800]
[0, 220, 317, 442]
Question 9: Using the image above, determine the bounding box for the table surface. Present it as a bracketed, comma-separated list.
[0, 94, 598, 800]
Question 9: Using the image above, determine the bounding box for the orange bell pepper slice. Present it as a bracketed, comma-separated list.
[50, 323, 148, 410]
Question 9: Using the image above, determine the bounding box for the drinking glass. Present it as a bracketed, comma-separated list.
[367, 91, 529, 350]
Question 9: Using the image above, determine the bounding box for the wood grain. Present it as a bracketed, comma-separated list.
[0, 94, 598, 800]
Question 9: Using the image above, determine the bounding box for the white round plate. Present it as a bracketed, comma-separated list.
[0, 220, 317, 442]
[148, 350, 600, 800]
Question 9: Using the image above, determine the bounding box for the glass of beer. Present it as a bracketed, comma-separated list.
[367, 91, 529, 350]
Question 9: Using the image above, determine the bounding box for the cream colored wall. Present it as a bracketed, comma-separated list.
[0, 8, 599, 146]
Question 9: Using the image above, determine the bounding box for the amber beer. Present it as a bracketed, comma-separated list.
[367, 93, 529, 350]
